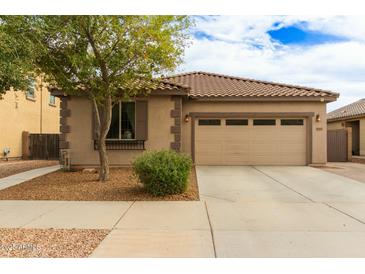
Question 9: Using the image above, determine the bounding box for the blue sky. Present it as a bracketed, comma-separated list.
[180, 16, 365, 111]
[268, 25, 347, 45]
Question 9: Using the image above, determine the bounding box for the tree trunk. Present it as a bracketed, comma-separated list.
[92, 95, 112, 182]
[98, 135, 109, 181]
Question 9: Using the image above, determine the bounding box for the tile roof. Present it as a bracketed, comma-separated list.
[327, 99, 365, 121]
[163, 71, 339, 100]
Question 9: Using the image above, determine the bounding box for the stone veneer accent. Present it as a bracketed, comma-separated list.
[170, 96, 182, 151]
[59, 97, 70, 149]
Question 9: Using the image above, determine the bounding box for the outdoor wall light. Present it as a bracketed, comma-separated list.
[184, 114, 190, 123]
[316, 114, 321, 122]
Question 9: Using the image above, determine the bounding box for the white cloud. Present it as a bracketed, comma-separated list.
[181, 16, 365, 111]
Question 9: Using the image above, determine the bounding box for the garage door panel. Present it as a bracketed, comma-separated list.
[279, 155, 306, 165]
[195, 117, 307, 166]
[250, 142, 280, 150]
[250, 155, 281, 165]
[280, 144, 306, 153]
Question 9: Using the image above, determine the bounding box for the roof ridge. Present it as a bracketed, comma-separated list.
[164, 71, 339, 96]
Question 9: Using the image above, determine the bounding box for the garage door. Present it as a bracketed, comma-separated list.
[195, 117, 307, 165]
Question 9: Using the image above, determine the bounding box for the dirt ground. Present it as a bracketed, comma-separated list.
[314, 162, 365, 183]
[0, 160, 59, 179]
[0, 228, 109, 258]
[0, 167, 199, 201]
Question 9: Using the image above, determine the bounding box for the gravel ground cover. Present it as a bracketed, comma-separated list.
[0, 228, 109, 258]
[0, 167, 199, 201]
[0, 160, 59, 179]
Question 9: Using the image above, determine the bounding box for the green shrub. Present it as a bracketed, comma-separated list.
[132, 150, 193, 196]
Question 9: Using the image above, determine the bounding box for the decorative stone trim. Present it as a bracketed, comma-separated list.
[59, 141, 69, 149]
[170, 96, 182, 151]
[170, 126, 181, 134]
[170, 109, 180, 118]
[59, 97, 70, 149]
[60, 109, 71, 117]
[60, 125, 71, 133]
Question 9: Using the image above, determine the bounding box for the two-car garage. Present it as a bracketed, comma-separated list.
[165, 71, 338, 167]
[194, 116, 308, 166]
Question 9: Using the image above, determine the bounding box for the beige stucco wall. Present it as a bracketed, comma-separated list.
[66, 95, 175, 167]
[0, 78, 60, 159]
[66, 96, 328, 166]
[181, 100, 328, 165]
[327, 121, 343, 130]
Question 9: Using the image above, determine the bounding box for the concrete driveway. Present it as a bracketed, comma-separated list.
[1, 165, 365, 257]
[197, 166, 365, 257]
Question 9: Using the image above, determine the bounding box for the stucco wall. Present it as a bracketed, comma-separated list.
[0, 78, 60, 159]
[66, 95, 175, 167]
[327, 121, 343, 130]
[181, 100, 328, 165]
[66, 96, 328, 166]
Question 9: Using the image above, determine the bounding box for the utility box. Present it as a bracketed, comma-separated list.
[60, 149, 71, 171]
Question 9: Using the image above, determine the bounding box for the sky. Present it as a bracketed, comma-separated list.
[179, 16, 365, 111]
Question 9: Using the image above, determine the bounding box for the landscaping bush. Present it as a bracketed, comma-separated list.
[132, 150, 193, 196]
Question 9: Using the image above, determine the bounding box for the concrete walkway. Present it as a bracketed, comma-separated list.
[0, 200, 214, 257]
[1, 165, 365, 257]
[0, 165, 60, 191]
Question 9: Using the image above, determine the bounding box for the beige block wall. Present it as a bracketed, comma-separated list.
[181, 100, 328, 165]
[66, 96, 174, 166]
[360, 118, 365, 156]
[0, 78, 60, 159]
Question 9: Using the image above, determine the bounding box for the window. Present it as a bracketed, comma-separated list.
[107, 102, 136, 140]
[253, 119, 276, 126]
[198, 119, 221, 126]
[281, 119, 304, 126]
[26, 79, 36, 99]
[226, 119, 248, 126]
[49, 94, 56, 105]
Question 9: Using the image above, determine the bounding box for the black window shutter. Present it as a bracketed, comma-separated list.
[135, 100, 148, 140]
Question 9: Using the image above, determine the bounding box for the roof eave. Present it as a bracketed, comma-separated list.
[49, 87, 67, 97]
[328, 113, 365, 123]
[189, 96, 338, 102]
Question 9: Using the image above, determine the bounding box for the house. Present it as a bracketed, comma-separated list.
[0, 77, 60, 160]
[327, 99, 365, 157]
[55, 71, 338, 168]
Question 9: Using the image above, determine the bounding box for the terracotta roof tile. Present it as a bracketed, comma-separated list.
[163, 71, 339, 99]
[327, 99, 365, 121]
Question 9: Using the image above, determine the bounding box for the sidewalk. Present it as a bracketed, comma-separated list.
[0, 200, 214, 258]
[0, 165, 60, 191]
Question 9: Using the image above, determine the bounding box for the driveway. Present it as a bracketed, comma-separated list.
[1, 165, 365, 257]
[197, 166, 365, 257]
[314, 162, 365, 184]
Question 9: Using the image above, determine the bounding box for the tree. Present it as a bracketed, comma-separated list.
[2, 16, 192, 181]
[0, 17, 36, 98]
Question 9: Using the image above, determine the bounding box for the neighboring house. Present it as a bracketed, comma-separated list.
[0, 77, 60, 159]
[327, 99, 365, 156]
[54, 71, 338, 168]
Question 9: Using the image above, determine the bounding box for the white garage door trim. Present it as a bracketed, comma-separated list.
[190, 112, 314, 165]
